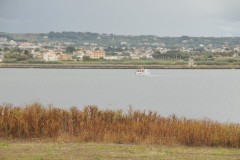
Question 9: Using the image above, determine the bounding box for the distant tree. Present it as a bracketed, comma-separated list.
[17, 39, 28, 42]
[180, 36, 190, 41]
[194, 47, 205, 53]
[4, 47, 10, 52]
[12, 48, 22, 53]
[205, 53, 214, 59]
[66, 46, 75, 53]
[24, 50, 33, 58]
[154, 50, 161, 54]
[48, 31, 55, 38]
[24, 50, 29, 55]
[166, 50, 180, 54]
[34, 48, 40, 52]
[4, 53, 28, 61]
[4, 49, 33, 61]
[225, 48, 230, 51]
[43, 46, 54, 49]
[82, 55, 91, 61]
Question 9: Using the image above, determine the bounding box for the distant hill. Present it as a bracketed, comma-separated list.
[1, 32, 240, 48]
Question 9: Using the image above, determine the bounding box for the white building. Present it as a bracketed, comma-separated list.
[188, 58, 196, 67]
[104, 56, 119, 60]
[43, 51, 58, 61]
[0, 37, 7, 43]
[130, 54, 141, 60]
[0, 54, 4, 62]
[9, 40, 17, 46]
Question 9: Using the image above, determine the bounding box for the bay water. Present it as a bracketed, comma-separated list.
[0, 68, 239, 123]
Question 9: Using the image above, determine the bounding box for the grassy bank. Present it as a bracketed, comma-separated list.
[1, 58, 240, 69]
[1, 142, 240, 160]
[1, 104, 240, 148]
[1, 62, 240, 69]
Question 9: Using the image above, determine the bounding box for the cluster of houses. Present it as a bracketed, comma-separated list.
[0, 38, 108, 62]
[0, 37, 154, 62]
[41, 48, 153, 62]
[42, 49, 106, 61]
[1, 36, 240, 63]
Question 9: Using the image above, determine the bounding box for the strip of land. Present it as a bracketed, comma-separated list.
[1, 63, 240, 69]
[0, 141, 240, 160]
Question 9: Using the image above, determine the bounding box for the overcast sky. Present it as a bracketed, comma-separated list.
[0, 0, 240, 36]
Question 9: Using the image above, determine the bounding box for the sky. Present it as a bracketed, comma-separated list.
[0, 0, 240, 36]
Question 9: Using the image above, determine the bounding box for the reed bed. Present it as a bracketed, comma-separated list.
[0, 103, 240, 148]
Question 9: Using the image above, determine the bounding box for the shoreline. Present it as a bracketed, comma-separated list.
[0, 63, 240, 69]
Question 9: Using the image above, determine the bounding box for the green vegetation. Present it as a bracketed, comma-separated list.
[75, 59, 187, 65]
[65, 45, 75, 53]
[2, 57, 240, 68]
[0, 142, 240, 160]
[3, 49, 33, 62]
[1, 104, 240, 148]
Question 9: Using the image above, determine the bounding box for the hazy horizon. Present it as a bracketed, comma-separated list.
[1, 0, 240, 37]
[2, 31, 240, 38]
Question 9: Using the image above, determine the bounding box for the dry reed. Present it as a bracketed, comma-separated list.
[0, 103, 240, 147]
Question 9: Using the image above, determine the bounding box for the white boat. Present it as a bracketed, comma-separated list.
[135, 67, 150, 76]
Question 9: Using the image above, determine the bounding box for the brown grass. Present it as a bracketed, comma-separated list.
[0, 103, 240, 147]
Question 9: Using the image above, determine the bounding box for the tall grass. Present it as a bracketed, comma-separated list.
[0, 103, 240, 147]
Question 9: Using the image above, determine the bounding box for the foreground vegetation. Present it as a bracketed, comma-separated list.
[1, 142, 240, 160]
[1, 104, 240, 148]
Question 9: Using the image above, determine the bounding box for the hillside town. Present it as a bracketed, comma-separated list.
[0, 33, 240, 64]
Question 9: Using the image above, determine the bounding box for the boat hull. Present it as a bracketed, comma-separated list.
[135, 71, 150, 76]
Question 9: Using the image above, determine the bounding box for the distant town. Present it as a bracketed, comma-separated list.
[0, 32, 240, 67]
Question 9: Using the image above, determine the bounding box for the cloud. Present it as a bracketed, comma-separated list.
[196, 0, 240, 22]
[220, 1, 240, 22]
[0, 0, 240, 36]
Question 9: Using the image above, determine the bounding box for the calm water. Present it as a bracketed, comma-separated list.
[0, 68, 240, 123]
